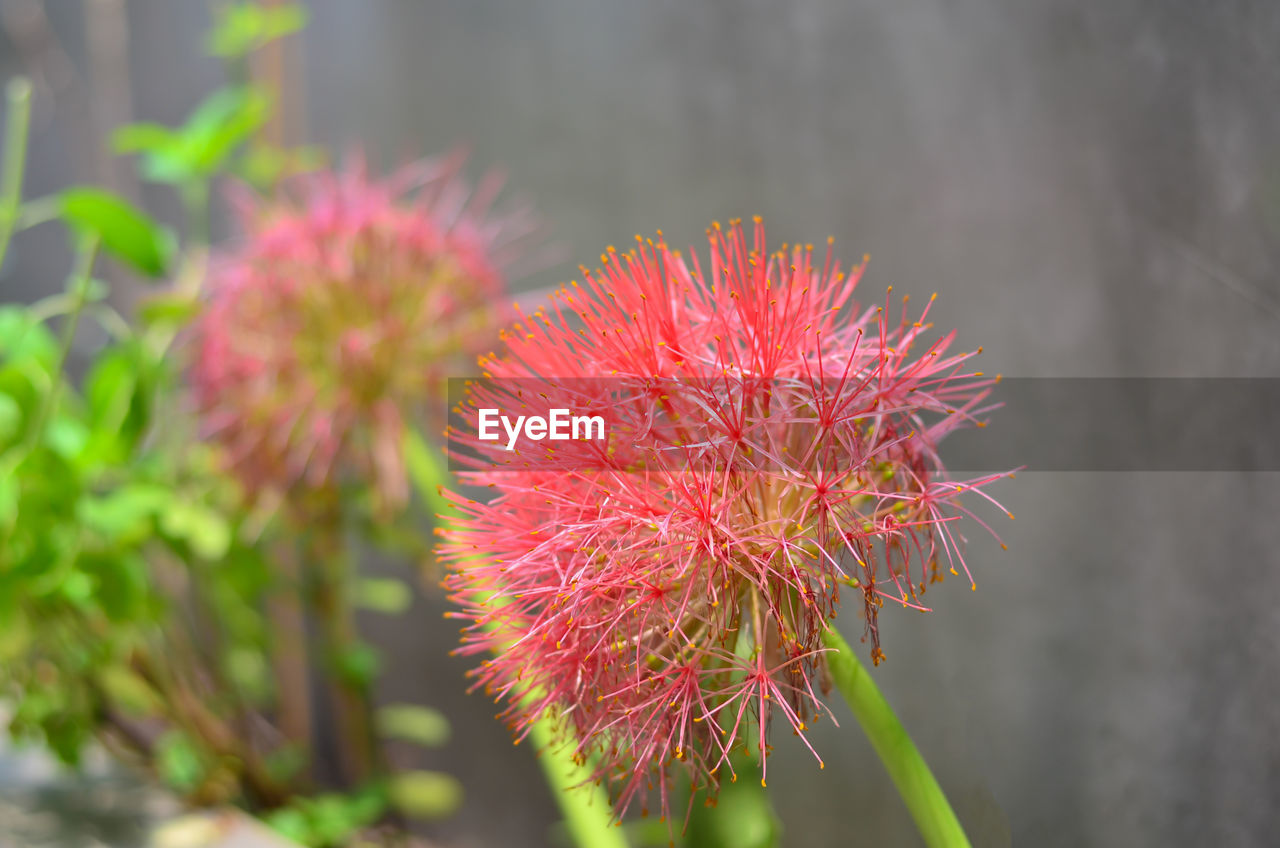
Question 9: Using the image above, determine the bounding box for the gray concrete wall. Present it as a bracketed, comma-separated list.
[2, 2, 1278, 846]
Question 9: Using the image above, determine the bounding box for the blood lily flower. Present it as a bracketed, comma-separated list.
[439, 219, 1013, 819]
[191, 154, 534, 511]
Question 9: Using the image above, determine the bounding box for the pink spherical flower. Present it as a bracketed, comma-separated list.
[191, 154, 534, 510]
[439, 219, 1012, 819]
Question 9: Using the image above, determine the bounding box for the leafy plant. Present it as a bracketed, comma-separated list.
[208, 2, 309, 59]
[0, 6, 459, 847]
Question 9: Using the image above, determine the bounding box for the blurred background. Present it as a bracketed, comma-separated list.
[2, 1, 1279, 846]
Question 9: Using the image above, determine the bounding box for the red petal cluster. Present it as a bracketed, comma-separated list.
[439, 219, 1011, 817]
[191, 155, 533, 510]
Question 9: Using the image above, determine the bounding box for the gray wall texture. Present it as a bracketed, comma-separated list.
[2, 2, 1279, 846]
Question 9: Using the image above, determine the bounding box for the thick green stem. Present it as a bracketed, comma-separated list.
[474, 603, 629, 848]
[822, 626, 971, 848]
[0, 77, 33, 271]
[401, 427, 627, 848]
[683, 749, 781, 848]
[527, 712, 630, 848]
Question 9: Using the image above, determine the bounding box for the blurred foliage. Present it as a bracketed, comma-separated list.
[266, 786, 388, 848]
[59, 188, 175, 277]
[208, 2, 309, 59]
[0, 214, 282, 790]
[376, 704, 451, 748]
[386, 770, 464, 820]
[0, 5, 455, 848]
[113, 87, 272, 186]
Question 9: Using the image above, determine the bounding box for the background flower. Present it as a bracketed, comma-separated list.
[191, 154, 535, 512]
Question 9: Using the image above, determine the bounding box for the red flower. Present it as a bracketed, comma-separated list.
[440, 219, 1012, 817]
[191, 154, 534, 511]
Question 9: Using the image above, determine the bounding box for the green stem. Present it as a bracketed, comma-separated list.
[16, 194, 61, 230]
[676, 601, 782, 848]
[528, 712, 630, 848]
[0, 77, 33, 271]
[181, 178, 211, 247]
[53, 238, 101, 364]
[683, 749, 781, 848]
[822, 625, 971, 848]
[401, 427, 628, 848]
[27, 236, 100, 447]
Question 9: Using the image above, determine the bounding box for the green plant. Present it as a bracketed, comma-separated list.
[0, 6, 459, 846]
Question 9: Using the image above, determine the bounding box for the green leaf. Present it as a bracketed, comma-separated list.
[138, 292, 202, 329]
[95, 665, 161, 716]
[376, 704, 451, 748]
[0, 362, 51, 445]
[77, 483, 169, 543]
[232, 143, 324, 189]
[44, 415, 89, 460]
[387, 770, 463, 820]
[85, 347, 135, 422]
[60, 188, 173, 277]
[0, 391, 20, 443]
[0, 305, 59, 366]
[111, 122, 177, 155]
[119, 88, 271, 183]
[0, 468, 16, 526]
[181, 87, 271, 173]
[116, 125, 194, 184]
[354, 577, 412, 615]
[42, 712, 93, 766]
[156, 731, 208, 793]
[59, 570, 94, 606]
[333, 642, 380, 688]
[307, 792, 383, 844]
[84, 342, 156, 456]
[265, 787, 387, 847]
[160, 500, 232, 560]
[223, 646, 270, 701]
[208, 2, 308, 58]
[264, 807, 309, 844]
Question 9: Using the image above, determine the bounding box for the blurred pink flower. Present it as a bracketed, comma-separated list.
[440, 219, 1013, 818]
[191, 154, 534, 511]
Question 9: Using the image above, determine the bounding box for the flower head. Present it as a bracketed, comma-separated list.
[440, 219, 1012, 818]
[192, 154, 533, 511]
